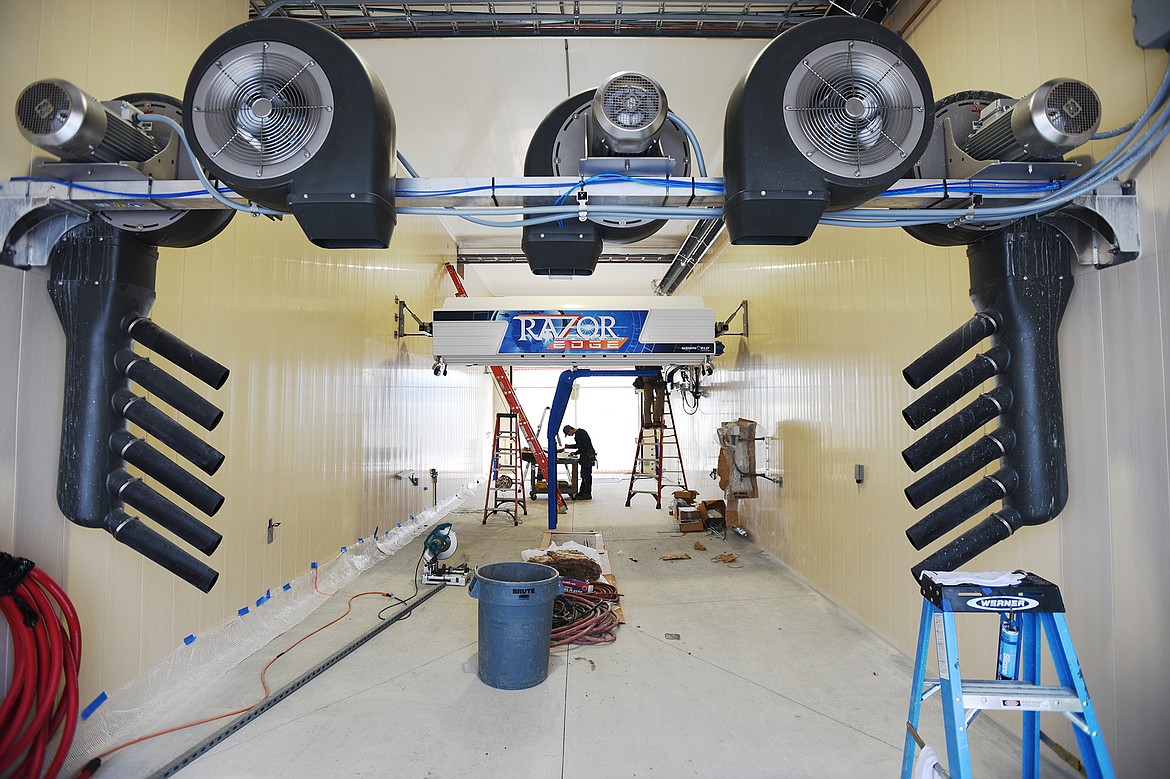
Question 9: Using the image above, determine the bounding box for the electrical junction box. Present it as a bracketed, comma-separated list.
[432, 296, 717, 366]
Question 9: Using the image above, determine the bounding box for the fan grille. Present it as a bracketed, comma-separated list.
[16, 81, 73, 136]
[1045, 80, 1099, 136]
[600, 73, 662, 131]
[783, 39, 926, 179]
[190, 40, 334, 180]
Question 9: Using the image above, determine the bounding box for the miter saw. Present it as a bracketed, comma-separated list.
[421, 523, 469, 586]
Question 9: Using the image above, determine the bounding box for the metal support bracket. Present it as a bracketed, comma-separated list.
[1038, 180, 1140, 268]
[0, 175, 1143, 271]
[715, 299, 749, 337]
[0, 187, 90, 269]
[394, 296, 432, 339]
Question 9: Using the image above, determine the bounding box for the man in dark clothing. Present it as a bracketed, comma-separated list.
[562, 425, 595, 500]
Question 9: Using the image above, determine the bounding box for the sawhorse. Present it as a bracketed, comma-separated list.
[901, 571, 1113, 779]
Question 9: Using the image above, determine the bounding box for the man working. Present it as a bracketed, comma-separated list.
[562, 425, 595, 500]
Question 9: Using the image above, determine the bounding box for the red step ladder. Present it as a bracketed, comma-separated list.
[483, 412, 525, 525]
[443, 263, 566, 512]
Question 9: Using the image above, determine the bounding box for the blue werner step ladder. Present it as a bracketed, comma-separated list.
[901, 571, 1113, 779]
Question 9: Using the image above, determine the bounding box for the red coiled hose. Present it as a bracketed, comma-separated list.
[1, 553, 82, 779]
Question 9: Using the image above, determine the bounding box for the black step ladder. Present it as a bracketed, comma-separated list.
[483, 412, 525, 525]
[625, 383, 687, 509]
[902, 571, 1114, 779]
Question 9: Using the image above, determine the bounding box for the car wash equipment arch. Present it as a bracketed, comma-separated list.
[546, 368, 659, 530]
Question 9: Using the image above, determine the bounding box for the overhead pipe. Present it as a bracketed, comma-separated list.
[906, 467, 1019, 550]
[902, 345, 1010, 430]
[124, 316, 230, 389]
[115, 349, 223, 430]
[110, 430, 224, 517]
[904, 428, 1016, 509]
[902, 312, 998, 389]
[911, 508, 1023, 581]
[112, 389, 225, 475]
[109, 470, 222, 555]
[901, 386, 1012, 472]
[101, 508, 219, 592]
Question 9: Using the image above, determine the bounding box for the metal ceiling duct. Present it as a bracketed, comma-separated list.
[183, 17, 397, 249]
[723, 17, 932, 245]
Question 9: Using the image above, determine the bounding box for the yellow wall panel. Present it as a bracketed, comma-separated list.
[1, 0, 488, 711]
[675, 1, 1167, 771]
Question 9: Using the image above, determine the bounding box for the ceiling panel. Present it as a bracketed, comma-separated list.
[351, 36, 763, 252]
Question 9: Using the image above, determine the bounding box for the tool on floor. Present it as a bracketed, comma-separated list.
[443, 262, 568, 513]
[626, 379, 688, 509]
[901, 571, 1114, 779]
[484, 412, 526, 525]
[421, 523, 469, 586]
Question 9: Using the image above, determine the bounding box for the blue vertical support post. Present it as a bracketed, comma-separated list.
[1020, 610, 1042, 779]
[936, 608, 973, 779]
[1044, 612, 1113, 779]
[546, 368, 658, 530]
[901, 599, 935, 779]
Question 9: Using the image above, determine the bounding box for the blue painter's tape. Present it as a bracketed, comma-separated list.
[256, 589, 271, 607]
[81, 692, 108, 720]
[311, 561, 318, 569]
[341, 546, 347, 553]
[373, 526, 379, 538]
[184, 634, 196, 646]
[238, 606, 249, 617]
[358, 537, 364, 544]
[283, 583, 292, 591]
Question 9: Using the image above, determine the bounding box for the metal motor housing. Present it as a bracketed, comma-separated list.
[15, 78, 161, 163]
[963, 78, 1102, 162]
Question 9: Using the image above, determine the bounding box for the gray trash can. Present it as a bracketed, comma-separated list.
[469, 561, 563, 689]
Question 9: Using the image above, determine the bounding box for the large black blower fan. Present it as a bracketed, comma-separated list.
[522, 71, 693, 276]
[724, 17, 932, 245]
[183, 17, 396, 249]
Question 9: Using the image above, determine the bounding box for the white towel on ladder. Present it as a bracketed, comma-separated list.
[914, 745, 943, 778]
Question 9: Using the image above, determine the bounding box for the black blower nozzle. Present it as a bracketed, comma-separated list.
[48, 221, 228, 592]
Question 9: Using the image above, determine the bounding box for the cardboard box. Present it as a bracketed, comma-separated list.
[677, 505, 703, 532]
[696, 499, 725, 522]
[673, 489, 699, 501]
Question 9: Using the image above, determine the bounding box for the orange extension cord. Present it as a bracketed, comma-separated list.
[76, 587, 393, 778]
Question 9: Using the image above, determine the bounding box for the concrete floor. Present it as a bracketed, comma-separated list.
[99, 478, 1081, 778]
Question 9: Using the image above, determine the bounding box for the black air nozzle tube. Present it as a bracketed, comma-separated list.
[905, 427, 1016, 509]
[911, 508, 1023, 581]
[116, 349, 223, 430]
[902, 386, 1013, 472]
[113, 389, 224, 475]
[124, 316, 229, 389]
[110, 429, 224, 516]
[903, 312, 998, 390]
[109, 470, 222, 555]
[902, 345, 1010, 430]
[906, 467, 1019, 550]
[103, 509, 219, 593]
